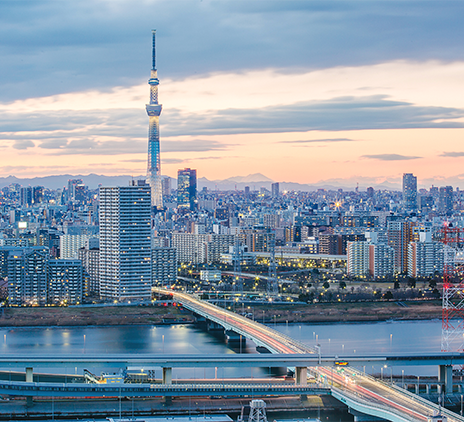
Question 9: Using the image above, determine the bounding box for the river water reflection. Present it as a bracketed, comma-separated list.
[0, 319, 442, 378]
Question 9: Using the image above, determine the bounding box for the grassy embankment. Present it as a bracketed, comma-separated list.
[0, 300, 442, 327]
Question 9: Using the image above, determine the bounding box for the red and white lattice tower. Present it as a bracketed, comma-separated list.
[440, 224, 464, 352]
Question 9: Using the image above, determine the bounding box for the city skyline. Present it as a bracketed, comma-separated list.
[2, 2, 464, 187]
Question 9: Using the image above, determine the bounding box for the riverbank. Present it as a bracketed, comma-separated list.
[261, 299, 442, 324]
[0, 305, 194, 327]
[0, 396, 348, 420]
[0, 300, 442, 327]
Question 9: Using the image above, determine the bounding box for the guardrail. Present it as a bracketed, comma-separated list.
[348, 367, 464, 422]
[0, 380, 331, 397]
[331, 385, 422, 422]
[168, 290, 314, 354]
[154, 289, 464, 422]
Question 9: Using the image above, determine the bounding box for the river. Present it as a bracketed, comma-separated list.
[0, 319, 443, 378]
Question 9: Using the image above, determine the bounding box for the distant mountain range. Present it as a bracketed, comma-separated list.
[0, 174, 141, 190]
[0, 173, 402, 192]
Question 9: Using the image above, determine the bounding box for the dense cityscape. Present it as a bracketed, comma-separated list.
[0, 170, 456, 306]
[3, 2, 464, 421]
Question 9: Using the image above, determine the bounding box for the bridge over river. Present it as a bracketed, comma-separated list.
[156, 288, 464, 422]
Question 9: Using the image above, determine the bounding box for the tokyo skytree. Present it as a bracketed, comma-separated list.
[146, 30, 163, 209]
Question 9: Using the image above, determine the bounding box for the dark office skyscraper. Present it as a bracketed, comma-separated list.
[177, 168, 197, 211]
[271, 182, 279, 198]
[439, 186, 453, 215]
[402, 173, 417, 210]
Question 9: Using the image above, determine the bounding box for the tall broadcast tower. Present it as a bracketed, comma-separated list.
[146, 30, 163, 209]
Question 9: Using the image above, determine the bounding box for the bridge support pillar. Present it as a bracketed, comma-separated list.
[350, 409, 386, 421]
[426, 384, 430, 394]
[415, 383, 419, 395]
[26, 367, 33, 383]
[162, 367, 172, 385]
[296, 367, 307, 386]
[439, 364, 453, 393]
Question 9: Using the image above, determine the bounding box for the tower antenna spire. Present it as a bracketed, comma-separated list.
[152, 29, 156, 70]
[146, 30, 163, 209]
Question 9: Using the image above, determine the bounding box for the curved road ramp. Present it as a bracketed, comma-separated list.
[157, 288, 464, 422]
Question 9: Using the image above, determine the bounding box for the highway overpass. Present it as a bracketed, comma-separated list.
[158, 288, 464, 422]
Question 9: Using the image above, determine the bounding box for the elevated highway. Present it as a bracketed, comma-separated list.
[0, 379, 329, 398]
[0, 353, 463, 370]
[159, 288, 464, 422]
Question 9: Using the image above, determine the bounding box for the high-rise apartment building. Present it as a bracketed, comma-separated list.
[162, 177, 171, 197]
[60, 234, 94, 259]
[271, 182, 279, 198]
[20, 187, 32, 207]
[78, 241, 100, 296]
[408, 232, 444, 278]
[7, 247, 84, 305]
[32, 186, 44, 205]
[99, 186, 152, 301]
[146, 30, 163, 209]
[48, 259, 83, 305]
[67, 179, 83, 202]
[151, 247, 177, 286]
[347, 241, 394, 278]
[347, 241, 369, 277]
[439, 186, 453, 215]
[368, 243, 395, 278]
[402, 173, 417, 211]
[172, 233, 208, 263]
[177, 168, 197, 210]
[8, 248, 49, 306]
[387, 220, 414, 273]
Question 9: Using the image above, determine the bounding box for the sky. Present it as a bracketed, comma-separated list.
[2, 0, 464, 189]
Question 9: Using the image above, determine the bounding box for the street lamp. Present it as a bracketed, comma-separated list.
[314, 345, 321, 365]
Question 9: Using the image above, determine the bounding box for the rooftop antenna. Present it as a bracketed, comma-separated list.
[233, 236, 243, 295]
[267, 230, 278, 298]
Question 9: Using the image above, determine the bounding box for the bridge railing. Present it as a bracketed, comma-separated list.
[171, 290, 314, 354]
[388, 382, 464, 422]
[0, 379, 331, 394]
[350, 367, 464, 422]
[331, 385, 424, 422]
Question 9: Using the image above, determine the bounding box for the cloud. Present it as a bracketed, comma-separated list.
[162, 139, 230, 152]
[280, 138, 355, 144]
[162, 95, 464, 136]
[13, 140, 35, 150]
[119, 159, 146, 163]
[1, 1, 464, 102]
[1, 94, 463, 157]
[440, 151, 464, 158]
[162, 156, 223, 165]
[0, 165, 70, 174]
[162, 158, 186, 165]
[361, 154, 422, 161]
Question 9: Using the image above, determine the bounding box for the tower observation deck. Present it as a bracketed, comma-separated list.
[146, 29, 163, 209]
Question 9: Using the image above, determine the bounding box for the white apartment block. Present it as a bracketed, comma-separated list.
[99, 186, 152, 302]
[408, 241, 444, 278]
[347, 241, 369, 277]
[60, 234, 94, 259]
